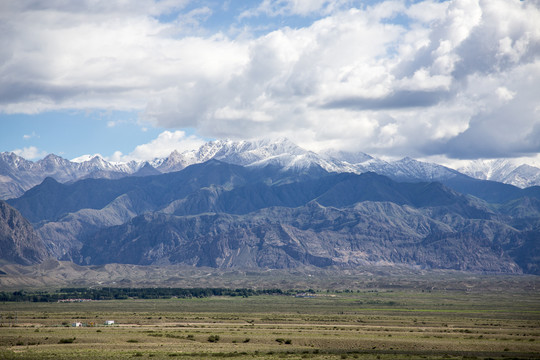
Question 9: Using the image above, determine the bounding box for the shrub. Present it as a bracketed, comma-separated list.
[58, 337, 76, 344]
[207, 335, 220, 342]
[275, 338, 292, 344]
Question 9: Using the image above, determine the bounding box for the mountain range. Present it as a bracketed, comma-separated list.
[457, 159, 540, 189]
[0, 138, 539, 274]
[2, 138, 540, 200]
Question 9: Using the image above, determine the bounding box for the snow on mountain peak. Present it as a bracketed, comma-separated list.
[71, 154, 99, 163]
[2, 137, 540, 201]
[322, 149, 374, 165]
[457, 159, 540, 188]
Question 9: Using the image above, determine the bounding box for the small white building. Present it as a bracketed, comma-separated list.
[72, 322, 83, 327]
[104, 320, 115, 325]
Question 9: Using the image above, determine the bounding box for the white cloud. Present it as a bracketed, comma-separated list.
[496, 86, 515, 102]
[1, 0, 540, 160]
[23, 131, 39, 140]
[0, 1, 247, 115]
[406, 0, 449, 23]
[108, 130, 206, 162]
[440, 61, 540, 159]
[12, 146, 47, 160]
[397, 68, 452, 91]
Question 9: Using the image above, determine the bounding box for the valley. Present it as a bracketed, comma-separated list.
[0, 275, 538, 360]
[2, 2, 539, 359]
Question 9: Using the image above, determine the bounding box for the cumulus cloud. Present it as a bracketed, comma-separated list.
[1, 0, 540, 161]
[12, 146, 47, 160]
[108, 130, 206, 162]
[437, 62, 540, 159]
[0, 0, 246, 115]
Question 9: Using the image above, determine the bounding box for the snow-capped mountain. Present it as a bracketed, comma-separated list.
[372, 157, 464, 182]
[0, 152, 146, 199]
[153, 138, 461, 182]
[157, 138, 325, 172]
[72, 154, 142, 174]
[2, 138, 539, 199]
[457, 159, 540, 189]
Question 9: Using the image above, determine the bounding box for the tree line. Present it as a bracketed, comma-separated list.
[0, 287, 290, 302]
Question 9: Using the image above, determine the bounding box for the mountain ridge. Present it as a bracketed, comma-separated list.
[1, 139, 539, 274]
[458, 159, 540, 188]
[3, 138, 540, 200]
[4, 160, 539, 273]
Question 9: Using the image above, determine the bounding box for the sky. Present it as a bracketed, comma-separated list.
[1, 0, 540, 165]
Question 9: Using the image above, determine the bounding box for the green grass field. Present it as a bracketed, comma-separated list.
[1, 278, 539, 359]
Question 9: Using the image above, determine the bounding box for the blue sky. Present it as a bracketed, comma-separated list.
[1, 0, 540, 164]
[0, 111, 164, 159]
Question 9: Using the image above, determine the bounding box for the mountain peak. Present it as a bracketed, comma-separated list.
[38, 154, 71, 169]
[71, 154, 97, 163]
[40, 153, 65, 162]
[168, 150, 182, 158]
[132, 162, 161, 177]
[322, 149, 374, 164]
[396, 156, 416, 163]
[40, 176, 61, 185]
[86, 154, 106, 163]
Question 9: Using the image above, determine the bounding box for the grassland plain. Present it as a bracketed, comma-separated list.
[0, 275, 539, 359]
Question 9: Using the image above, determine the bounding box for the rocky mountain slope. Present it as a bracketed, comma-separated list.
[5, 160, 540, 273]
[79, 201, 522, 272]
[0, 200, 47, 265]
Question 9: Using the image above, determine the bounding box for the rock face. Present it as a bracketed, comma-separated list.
[5, 160, 540, 273]
[0, 201, 47, 265]
[79, 202, 523, 273]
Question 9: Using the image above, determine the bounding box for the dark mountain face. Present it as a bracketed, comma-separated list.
[79, 202, 522, 272]
[0, 201, 47, 265]
[439, 174, 540, 204]
[8, 163, 491, 223]
[4, 160, 540, 273]
[7, 160, 254, 223]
